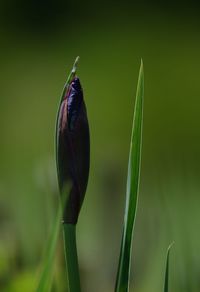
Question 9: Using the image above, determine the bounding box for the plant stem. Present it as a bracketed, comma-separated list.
[63, 224, 81, 292]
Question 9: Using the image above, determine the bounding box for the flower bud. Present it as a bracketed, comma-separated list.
[56, 61, 90, 224]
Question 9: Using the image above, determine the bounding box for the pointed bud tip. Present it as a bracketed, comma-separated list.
[168, 241, 175, 252]
[72, 56, 80, 74]
[140, 58, 144, 72]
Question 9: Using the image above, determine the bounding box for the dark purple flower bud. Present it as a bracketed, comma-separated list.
[56, 62, 90, 224]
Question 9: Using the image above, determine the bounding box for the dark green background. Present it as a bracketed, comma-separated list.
[0, 1, 200, 291]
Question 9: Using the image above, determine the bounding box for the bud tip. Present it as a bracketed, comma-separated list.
[72, 56, 80, 74]
[140, 58, 143, 70]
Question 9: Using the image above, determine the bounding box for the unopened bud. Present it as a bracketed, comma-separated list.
[56, 59, 90, 224]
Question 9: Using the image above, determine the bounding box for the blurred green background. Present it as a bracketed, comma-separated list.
[1, 1, 200, 291]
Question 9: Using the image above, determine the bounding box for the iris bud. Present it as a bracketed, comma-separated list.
[56, 58, 90, 224]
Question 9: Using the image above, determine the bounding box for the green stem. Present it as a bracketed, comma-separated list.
[63, 224, 81, 292]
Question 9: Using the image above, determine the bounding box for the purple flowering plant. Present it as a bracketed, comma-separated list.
[37, 58, 172, 292]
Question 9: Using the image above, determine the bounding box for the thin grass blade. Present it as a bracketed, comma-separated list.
[36, 186, 70, 292]
[36, 202, 62, 292]
[115, 60, 144, 292]
[164, 243, 174, 292]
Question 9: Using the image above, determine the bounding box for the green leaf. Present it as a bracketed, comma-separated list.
[36, 186, 70, 292]
[164, 243, 174, 292]
[36, 202, 62, 292]
[115, 60, 144, 292]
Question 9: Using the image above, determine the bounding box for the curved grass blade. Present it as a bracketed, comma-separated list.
[164, 243, 174, 292]
[36, 202, 63, 292]
[36, 187, 69, 292]
[115, 60, 144, 292]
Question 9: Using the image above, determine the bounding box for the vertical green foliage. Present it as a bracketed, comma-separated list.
[36, 202, 62, 292]
[164, 243, 174, 292]
[63, 224, 81, 292]
[115, 61, 144, 292]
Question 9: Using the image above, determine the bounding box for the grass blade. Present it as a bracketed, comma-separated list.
[36, 202, 62, 292]
[164, 243, 174, 292]
[115, 60, 144, 292]
[36, 188, 69, 292]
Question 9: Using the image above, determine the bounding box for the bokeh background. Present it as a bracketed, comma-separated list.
[1, 1, 200, 291]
